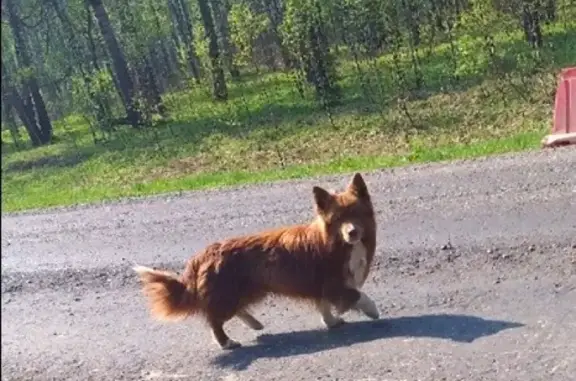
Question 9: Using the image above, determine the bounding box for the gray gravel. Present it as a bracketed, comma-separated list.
[2, 147, 576, 381]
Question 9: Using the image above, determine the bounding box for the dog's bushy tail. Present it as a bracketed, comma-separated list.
[133, 265, 198, 321]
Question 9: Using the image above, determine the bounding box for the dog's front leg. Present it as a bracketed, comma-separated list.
[329, 287, 380, 320]
[353, 291, 379, 320]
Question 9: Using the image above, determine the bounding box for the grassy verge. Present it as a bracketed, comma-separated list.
[1, 130, 544, 212]
[2, 23, 573, 212]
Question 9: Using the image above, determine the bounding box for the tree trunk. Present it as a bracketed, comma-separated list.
[305, 2, 340, 105]
[211, 0, 240, 79]
[403, 0, 421, 47]
[1, 65, 44, 146]
[149, 5, 178, 88]
[85, 0, 103, 72]
[149, 43, 169, 93]
[429, 0, 445, 32]
[197, 0, 228, 101]
[178, 0, 203, 81]
[162, 37, 181, 80]
[4, 0, 53, 146]
[137, 53, 167, 115]
[50, 0, 108, 126]
[167, 0, 202, 82]
[522, 0, 543, 48]
[543, 0, 556, 22]
[87, 0, 143, 127]
[1, 103, 23, 149]
[262, 0, 293, 69]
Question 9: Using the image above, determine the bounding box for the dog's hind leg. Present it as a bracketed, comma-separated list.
[208, 318, 241, 350]
[315, 299, 345, 329]
[237, 310, 264, 330]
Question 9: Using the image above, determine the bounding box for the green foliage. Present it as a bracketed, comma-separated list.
[1, 23, 16, 65]
[282, 0, 341, 104]
[229, 1, 270, 68]
[2, 0, 576, 210]
[193, 21, 210, 72]
[332, 0, 390, 52]
[70, 69, 122, 135]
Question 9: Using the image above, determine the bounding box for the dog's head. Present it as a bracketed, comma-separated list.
[312, 173, 375, 245]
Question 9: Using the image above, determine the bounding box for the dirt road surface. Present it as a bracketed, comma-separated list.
[2, 148, 576, 381]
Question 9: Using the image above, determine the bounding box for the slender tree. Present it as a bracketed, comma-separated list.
[167, 0, 202, 82]
[521, 0, 543, 48]
[211, 0, 240, 78]
[197, 0, 228, 101]
[86, 0, 143, 126]
[3, 0, 53, 146]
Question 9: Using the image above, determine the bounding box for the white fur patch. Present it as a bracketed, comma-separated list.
[346, 242, 368, 289]
[132, 265, 154, 275]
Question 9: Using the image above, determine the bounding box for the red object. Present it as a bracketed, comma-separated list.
[542, 67, 576, 148]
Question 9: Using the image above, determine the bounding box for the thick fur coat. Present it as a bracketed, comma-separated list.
[134, 173, 378, 349]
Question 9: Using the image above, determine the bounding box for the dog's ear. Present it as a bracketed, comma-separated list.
[347, 173, 370, 200]
[313, 186, 333, 214]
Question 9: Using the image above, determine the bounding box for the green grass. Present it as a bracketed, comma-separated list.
[2, 131, 543, 212]
[2, 20, 574, 213]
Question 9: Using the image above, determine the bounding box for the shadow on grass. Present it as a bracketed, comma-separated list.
[212, 313, 524, 371]
[2, 151, 94, 173]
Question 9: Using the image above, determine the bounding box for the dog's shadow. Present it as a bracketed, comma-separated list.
[212, 313, 524, 370]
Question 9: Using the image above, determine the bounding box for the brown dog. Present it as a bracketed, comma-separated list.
[133, 173, 379, 350]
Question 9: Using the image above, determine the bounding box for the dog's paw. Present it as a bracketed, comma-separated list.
[220, 339, 242, 350]
[250, 320, 264, 331]
[323, 316, 346, 329]
[363, 307, 380, 320]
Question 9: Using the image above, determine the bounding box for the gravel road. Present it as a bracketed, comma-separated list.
[2, 148, 576, 381]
